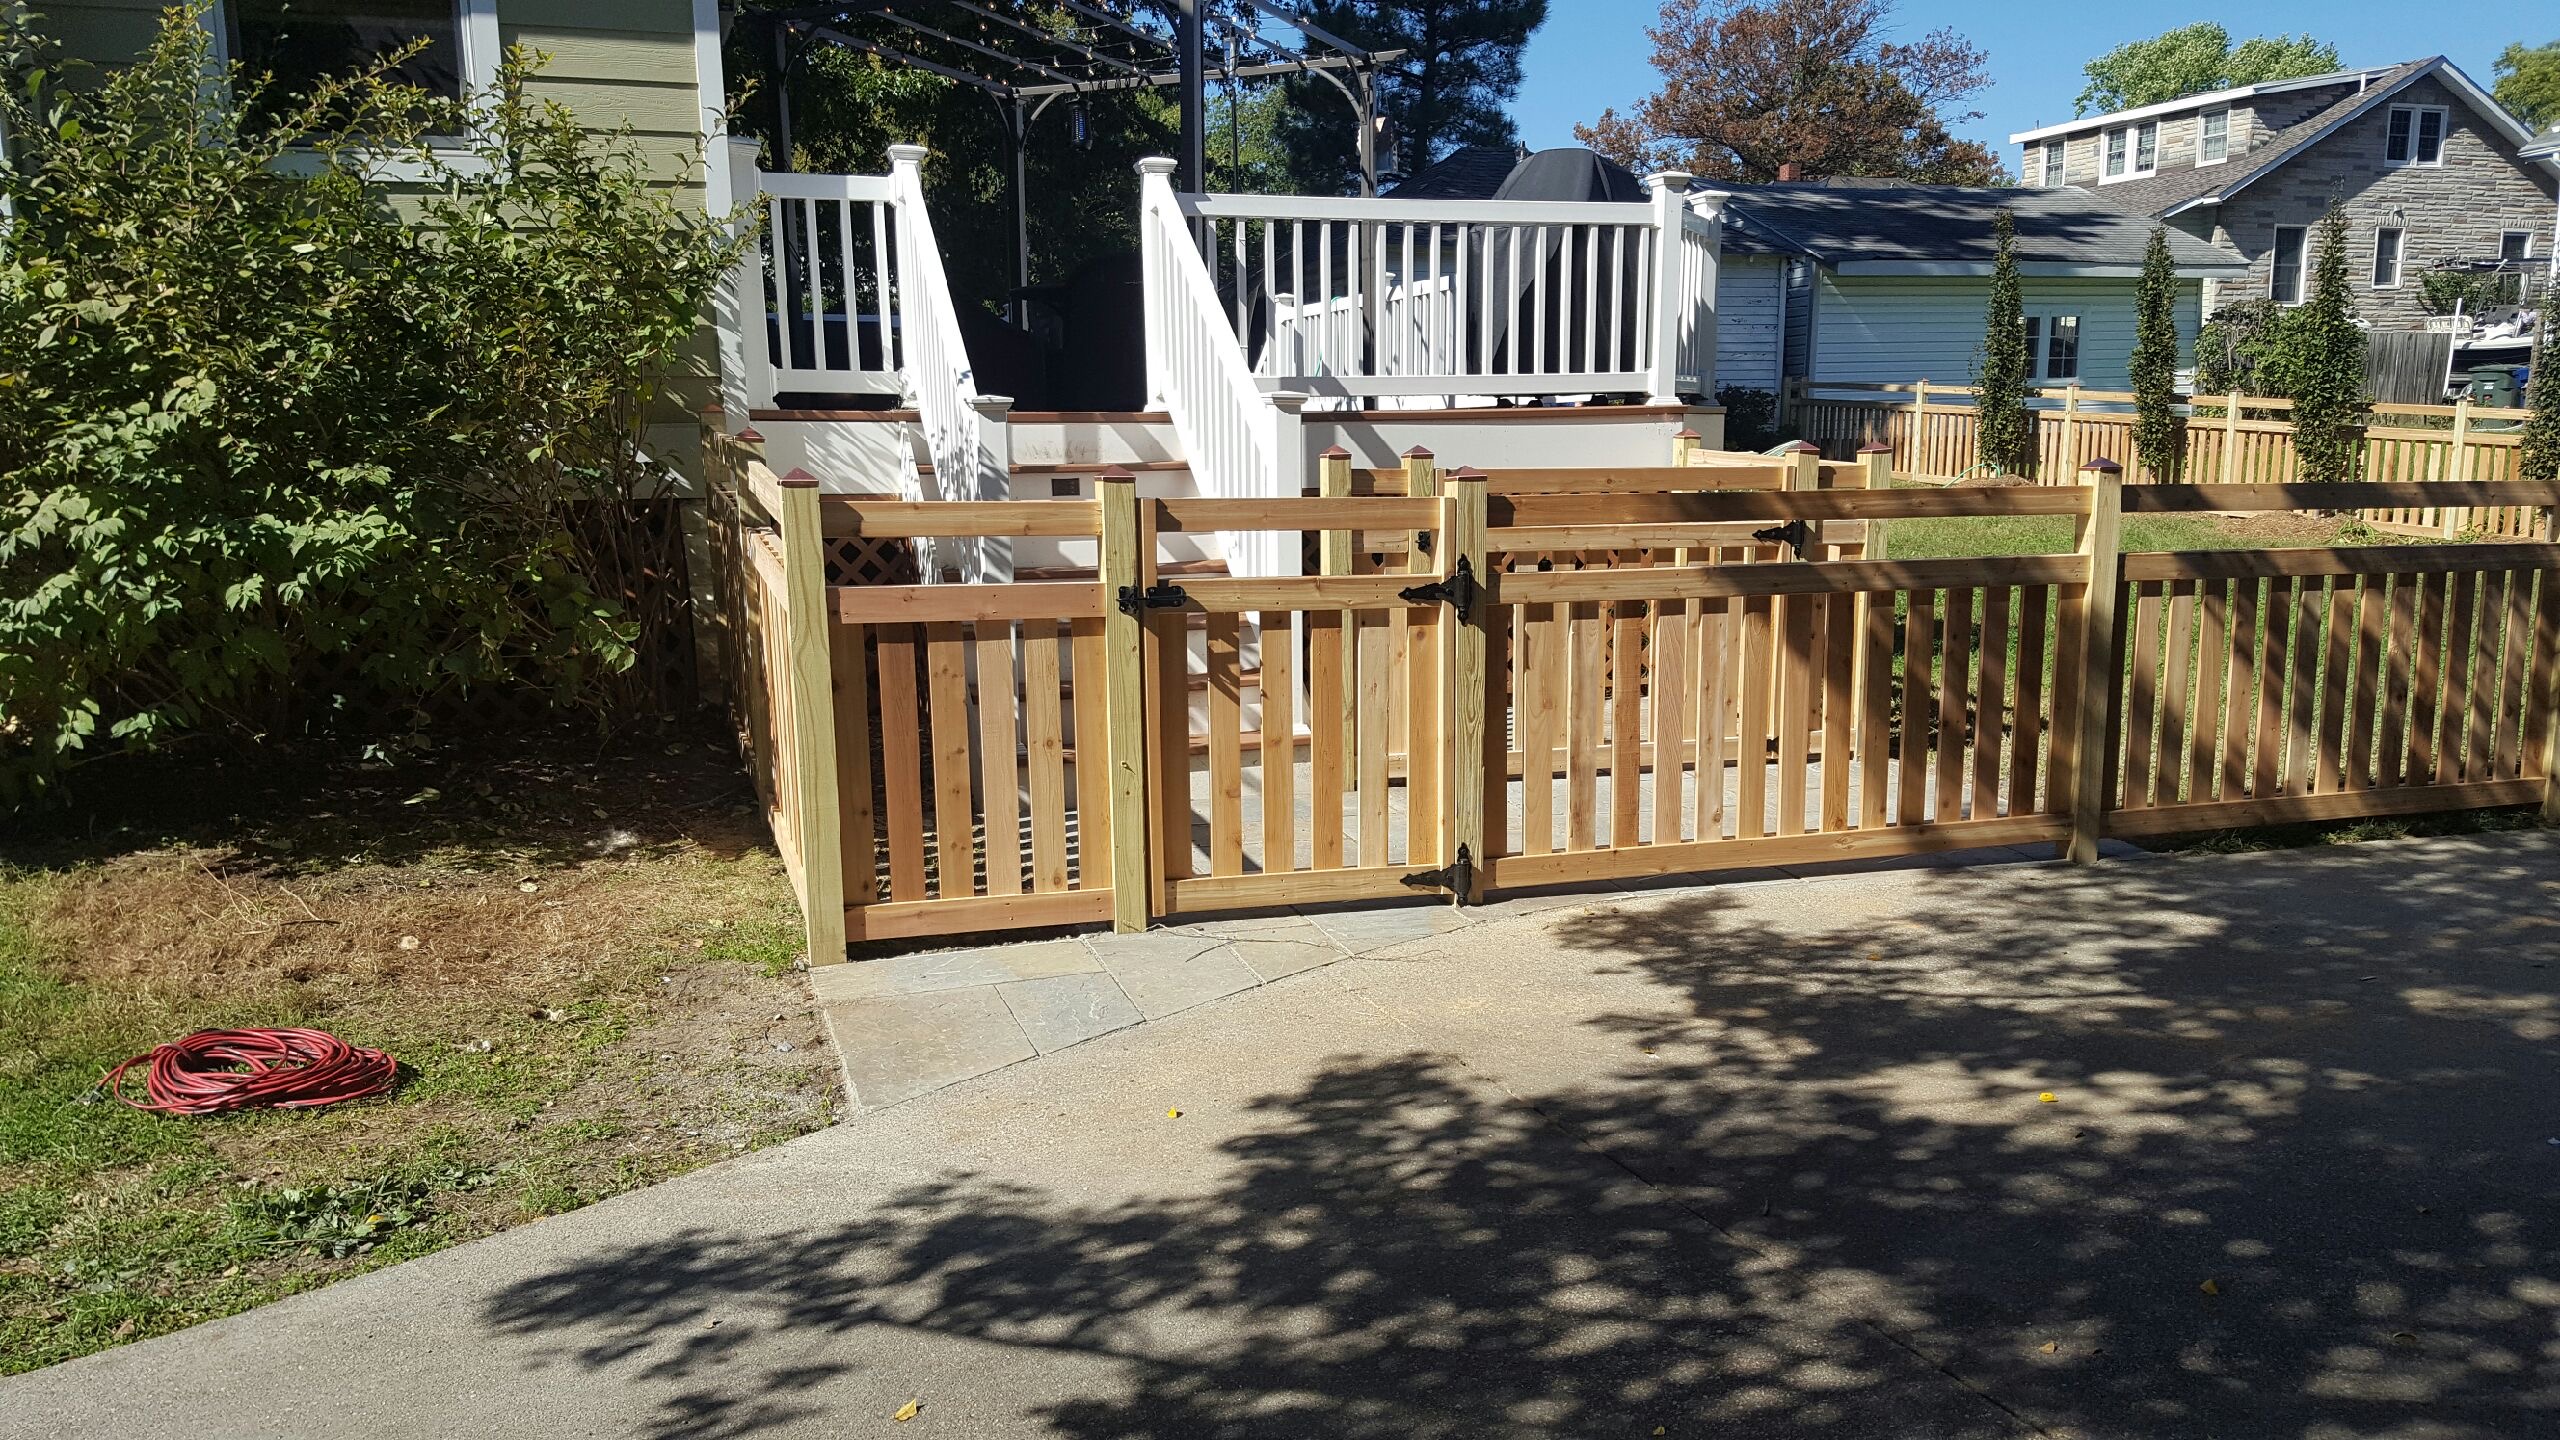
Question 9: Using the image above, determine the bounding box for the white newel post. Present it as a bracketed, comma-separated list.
[886, 143, 930, 387]
[1136, 157, 1180, 411]
[721, 134, 772, 419]
[1643, 170, 1695, 405]
[1688, 188, 1729, 399]
[1266, 390, 1310, 578]
[970, 393, 1016, 581]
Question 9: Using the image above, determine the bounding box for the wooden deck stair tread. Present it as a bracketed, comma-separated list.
[915, 459, 1191, 476]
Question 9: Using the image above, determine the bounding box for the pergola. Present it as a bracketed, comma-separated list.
[740, 1, 1405, 296]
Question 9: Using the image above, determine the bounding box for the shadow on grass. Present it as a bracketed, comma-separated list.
[476, 832, 2560, 1439]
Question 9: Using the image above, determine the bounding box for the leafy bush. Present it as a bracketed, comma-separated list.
[2129, 226, 2183, 480]
[0, 7, 746, 803]
[2192, 298, 2280, 397]
[1714, 386, 1782, 451]
[2254, 202, 2366, 482]
[2522, 311, 2560, 482]
[1973, 209, 2035, 477]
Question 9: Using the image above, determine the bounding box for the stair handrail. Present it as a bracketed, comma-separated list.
[887, 144, 1007, 581]
[1139, 157, 1296, 579]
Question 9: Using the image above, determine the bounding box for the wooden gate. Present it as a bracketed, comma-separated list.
[704, 415, 2560, 960]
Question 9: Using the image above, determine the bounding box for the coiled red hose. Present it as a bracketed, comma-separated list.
[101, 1028, 397, 1115]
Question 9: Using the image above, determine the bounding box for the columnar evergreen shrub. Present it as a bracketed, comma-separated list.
[2255, 201, 2367, 482]
[2129, 226, 2183, 480]
[0, 8, 746, 801]
[1974, 209, 2036, 476]
[2521, 310, 2560, 482]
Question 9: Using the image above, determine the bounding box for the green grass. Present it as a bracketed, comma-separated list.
[1879, 510, 2354, 561]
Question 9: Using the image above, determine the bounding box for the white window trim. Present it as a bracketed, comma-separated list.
[2024, 311, 2082, 382]
[2271, 224, 2309, 305]
[2370, 226, 2404, 290]
[202, 0, 500, 181]
[2384, 103, 2448, 169]
[2501, 230, 2536, 262]
[2100, 121, 2158, 183]
[2197, 108, 2229, 167]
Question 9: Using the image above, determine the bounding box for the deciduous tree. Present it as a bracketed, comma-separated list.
[1274, 0, 1547, 193]
[1575, 0, 2000, 185]
[2493, 40, 2560, 130]
[2075, 23, 2338, 115]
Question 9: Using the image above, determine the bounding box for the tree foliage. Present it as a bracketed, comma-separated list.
[2130, 227, 2183, 481]
[2254, 203, 2368, 482]
[1273, 0, 1546, 192]
[0, 8, 742, 802]
[2521, 309, 2560, 482]
[2492, 40, 2560, 130]
[1575, 0, 2001, 185]
[2075, 24, 2339, 115]
[1974, 210, 2036, 476]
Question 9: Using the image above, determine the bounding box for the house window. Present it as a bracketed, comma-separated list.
[2384, 104, 2447, 167]
[213, 0, 498, 138]
[2199, 109, 2228, 165]
[2041, 139, 2066, 187]
[2372, 227, 2404, 289]
[2021, 314, 2080, 383]
[2501, 231, 2535, 263]
[2102, 121, 2158, 181]
[2271, 225, 2308, 305]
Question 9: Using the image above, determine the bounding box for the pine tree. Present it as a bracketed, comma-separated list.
[1975, 208, 2036, 476]
[2129, 226, 2183, 480]
[2258, 200, 2366, 482]
[2521, 307, 2560, 482]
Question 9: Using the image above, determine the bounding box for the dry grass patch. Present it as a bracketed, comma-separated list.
[0, 726, 837, 1374]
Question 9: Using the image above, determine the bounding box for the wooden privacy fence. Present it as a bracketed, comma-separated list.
[1787, 380, 2542, 537]
[706, 416, 2560, 961]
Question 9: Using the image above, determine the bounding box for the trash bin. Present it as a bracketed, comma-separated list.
[2466, 365, 2519, 408]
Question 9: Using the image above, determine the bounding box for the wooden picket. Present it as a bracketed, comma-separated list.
[704, 404, 2560, 962]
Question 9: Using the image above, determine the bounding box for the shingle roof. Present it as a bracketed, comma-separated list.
[2083, 58, 2435, 218]
[1719, 183, 2245, 273]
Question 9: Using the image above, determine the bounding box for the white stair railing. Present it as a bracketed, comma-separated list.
[886, 145, 1009, 582]
[1139, 158, 1297, 579]
[755, 169, 904, 397]
[1176, 174, 1726, 406]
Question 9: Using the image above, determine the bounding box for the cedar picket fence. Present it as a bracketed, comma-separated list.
[705, 412, 2560, 962]
[1786, 379, 2542, 538]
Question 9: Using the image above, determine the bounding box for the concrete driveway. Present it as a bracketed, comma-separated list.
[9, 832, 2559, 1439]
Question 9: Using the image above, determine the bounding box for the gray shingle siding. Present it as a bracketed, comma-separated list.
[2198, 75, 2556, 326]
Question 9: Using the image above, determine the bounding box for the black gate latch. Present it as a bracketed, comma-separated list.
[1398, 556, 1483, 621]
[1116, 582, 1188, 617]
[1402, 844, 1476, 904]
[1751, 518, 1813, 561]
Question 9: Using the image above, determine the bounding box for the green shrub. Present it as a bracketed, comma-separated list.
[1714, 386, 1782, 451]
[2255, 201, 2366, 482]
[0, 7, 746, 803]
[2129, 226, 2182, 480]
[2523, 310, 2560, 482]
[1973, 209, 2035, 477]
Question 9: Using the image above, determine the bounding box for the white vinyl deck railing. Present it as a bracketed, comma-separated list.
[754, 168, 903, 397]
[1175, 173, 1726, 404]
[885, 146, 1009, 581]
[1139, 158, 1298, 578]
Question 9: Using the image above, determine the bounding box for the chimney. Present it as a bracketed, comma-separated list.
[1777, 162, 1800, 182]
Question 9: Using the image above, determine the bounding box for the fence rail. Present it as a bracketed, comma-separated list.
[706, 409, 2560, 962]
[1785, 379, 2541, 538]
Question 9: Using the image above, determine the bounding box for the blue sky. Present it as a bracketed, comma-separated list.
[1509, 2, 2528, 172]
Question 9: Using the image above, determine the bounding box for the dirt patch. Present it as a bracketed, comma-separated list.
[0, 723, 838, 1375]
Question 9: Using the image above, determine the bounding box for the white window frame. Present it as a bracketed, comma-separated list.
[2101, 121, 2158, 183]
[2198, 108, 2229, 166]
[203, 0, 500, 180]
[2041, 138, 2066, 188]
[2500, 230, 2535, 263]
[2371, 227, 2404, 289]
[2035, 313, 2081, 383]
[2271, 225, 2309, 305]
[2383, 104, 2448, 168]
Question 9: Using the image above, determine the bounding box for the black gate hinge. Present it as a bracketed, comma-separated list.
[1116, 582, 1189, 617]
[1402, 843, 1476, 904]
[1752, 518, 1813, 561]
[1398, 556, 1483, 621]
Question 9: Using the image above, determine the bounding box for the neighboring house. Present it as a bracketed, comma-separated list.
[1722, 183, 2247, 393]
[2010, 59, 2560, 327]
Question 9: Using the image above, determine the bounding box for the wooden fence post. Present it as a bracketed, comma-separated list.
[1672, 426, 1702, 467]
[1906, 379, 1929, 477]
[2060, 457, 2125, 863]
[2445, 398, 2474, 539]
[1097, 468, 1151, 934]
[1444, 467, 1489, 903]
[1858, 442, 1893, 495]
[776, 469, 848, 963]
[2544, 499, 2560, 826]
[2059, 384, 2081, 482]
[2221, 391, 2242, 484]
[1404, 446, 1442, 868]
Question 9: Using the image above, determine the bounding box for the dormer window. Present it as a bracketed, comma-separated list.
[2199, 109, 2228, 165]
[2384, 105, 2446, 167]
[2102, 121, 2157, 182]
[2040, 139, 2066, 187]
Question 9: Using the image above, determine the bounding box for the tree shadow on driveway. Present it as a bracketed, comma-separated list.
[478, 836, 2560, 1439]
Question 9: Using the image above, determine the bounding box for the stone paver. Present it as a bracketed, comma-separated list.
[824, 986, 1035, 1108]
[996, 972, 1141, 1054]
[810, 937, 1099, 1003]
[1092, 940, 1263, 1019]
